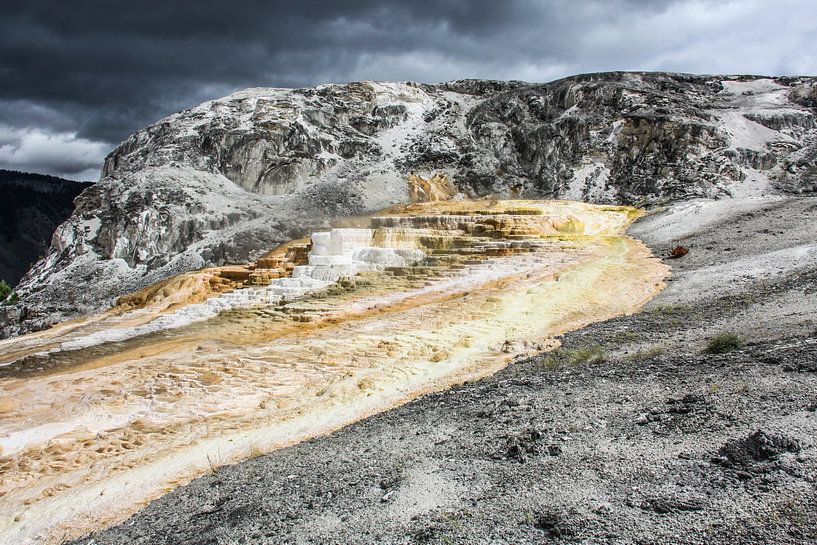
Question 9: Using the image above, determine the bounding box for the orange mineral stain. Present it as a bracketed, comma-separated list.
[0, 200, 668, 545]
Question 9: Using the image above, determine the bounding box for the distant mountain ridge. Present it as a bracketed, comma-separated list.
[0, 170, 93, 286]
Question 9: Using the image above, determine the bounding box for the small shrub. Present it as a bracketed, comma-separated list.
[611, 330, 641, 344]
[705, 332, 744, 354]
[540, 344, 607, 370]
[626, 346, 665, 361]
[569, 345, 607, 365]
[0, 280, 16, 305]
[649, 303, 692, 316]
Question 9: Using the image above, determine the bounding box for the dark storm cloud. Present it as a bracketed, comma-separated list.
[1, 0, 815, 179]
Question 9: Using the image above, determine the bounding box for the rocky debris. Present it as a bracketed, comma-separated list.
[640, 496, 705, 514]
[636, 393, 715, 434]
[530, 510, 574, 537]
[783, 356, 817, 373]
[4, 73, 817, 336]
[76, 333, 817, 545]
[503, 428, 562, 462]
[713, 430, 802, 477]
[665, 393, 706, 413]
[789, 81, 817, 109]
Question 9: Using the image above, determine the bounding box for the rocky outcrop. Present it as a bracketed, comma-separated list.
[5, 72, 817, 336]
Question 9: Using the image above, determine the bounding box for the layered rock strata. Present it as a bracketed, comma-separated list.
[6, 73, 816, 335]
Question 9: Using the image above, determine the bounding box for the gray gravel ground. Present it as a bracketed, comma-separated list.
[72, 197, 817, 545]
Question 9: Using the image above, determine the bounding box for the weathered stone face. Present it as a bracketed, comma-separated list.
[5, 73, 817, 335]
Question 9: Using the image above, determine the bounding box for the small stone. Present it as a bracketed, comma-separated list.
[592, 502, 613, 514]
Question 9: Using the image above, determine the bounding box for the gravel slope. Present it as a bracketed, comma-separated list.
[72, 196, 817, 545]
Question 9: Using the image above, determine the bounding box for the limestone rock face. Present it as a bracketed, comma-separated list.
[6, 73, 817, 336]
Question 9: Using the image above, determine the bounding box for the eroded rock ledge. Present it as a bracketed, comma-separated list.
[5, 72, 817, 336]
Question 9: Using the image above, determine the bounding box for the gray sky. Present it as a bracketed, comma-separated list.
[1, 0, 815, 180]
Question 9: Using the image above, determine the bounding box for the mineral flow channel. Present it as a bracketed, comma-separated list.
[0, 200, 669, 545]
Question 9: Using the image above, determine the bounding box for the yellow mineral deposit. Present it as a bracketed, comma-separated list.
[408, 172, 458, 202]
[0, 200, 669, 545]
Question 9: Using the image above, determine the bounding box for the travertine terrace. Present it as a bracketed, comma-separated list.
[7, 75, 815, 338]
[0, 200, 668, 545]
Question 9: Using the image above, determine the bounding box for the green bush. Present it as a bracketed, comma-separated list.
[0, 279, 17, 305]
[704, 332, 744, 354]
[569, 345, 607, 365]
[540, 344, 607, 370]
